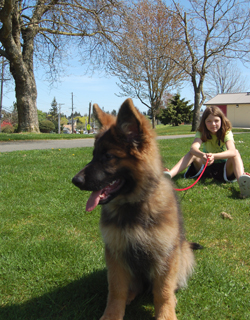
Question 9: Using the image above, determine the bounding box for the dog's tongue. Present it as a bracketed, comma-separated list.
[86, 190, 103, 212]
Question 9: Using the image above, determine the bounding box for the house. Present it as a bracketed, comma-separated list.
[63, 119, 77, 133]
[204, 92, 250, 127]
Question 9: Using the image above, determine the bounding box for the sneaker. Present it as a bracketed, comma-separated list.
[239, 173, 250, 198]
[163, 169, 172, 179]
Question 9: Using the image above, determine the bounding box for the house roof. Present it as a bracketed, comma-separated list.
[204, 92, 250, 105]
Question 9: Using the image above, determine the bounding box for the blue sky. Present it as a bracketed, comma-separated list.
[36, 72, 195, 117]
[3, 52, 249, 118]
[2, 59, 249, 118]
[4, 66, 250, 118]
[1, 64, 196, 117]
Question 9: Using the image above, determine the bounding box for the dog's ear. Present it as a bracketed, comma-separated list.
[116, 98, 142, 142]
[93, 103, 116, 128]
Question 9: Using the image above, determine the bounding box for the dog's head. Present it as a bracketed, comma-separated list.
[72, 98, 162, 211]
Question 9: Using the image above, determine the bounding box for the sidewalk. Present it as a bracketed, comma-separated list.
[0, 138, 95, 152]
[0, 135, 196, 152]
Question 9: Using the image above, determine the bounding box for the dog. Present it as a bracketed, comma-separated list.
[72, 98, 200, 320]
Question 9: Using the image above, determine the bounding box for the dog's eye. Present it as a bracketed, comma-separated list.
[105, 153, 115, 160]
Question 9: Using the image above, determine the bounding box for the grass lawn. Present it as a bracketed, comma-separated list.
[0, 132, 93, 142]
[0, 124, 249, 141]
[0, 134, 250, 319]
[155, 124, 250, 136]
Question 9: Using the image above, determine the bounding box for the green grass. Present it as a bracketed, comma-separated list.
[0, 134, 250, 319]
[1, 124, 249, 141]
[0, 132, 93, 141]
[155, 124, 250, 136]
[155, 124, 194, 135]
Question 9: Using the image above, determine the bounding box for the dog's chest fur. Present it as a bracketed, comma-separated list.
[100, 203, 176, 279]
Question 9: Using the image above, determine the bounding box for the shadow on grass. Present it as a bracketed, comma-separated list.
[1, 269, 154, 320]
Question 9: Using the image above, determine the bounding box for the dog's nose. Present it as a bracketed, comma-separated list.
[72, 175, 85, 189]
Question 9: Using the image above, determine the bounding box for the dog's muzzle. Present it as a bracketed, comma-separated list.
[72, 175, 85, 190]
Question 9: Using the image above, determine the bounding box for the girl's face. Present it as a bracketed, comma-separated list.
[205, 114, 221, 134]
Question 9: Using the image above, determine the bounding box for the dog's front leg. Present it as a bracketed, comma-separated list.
[153, 256, 179, 320]
[100, 247, 130, 320]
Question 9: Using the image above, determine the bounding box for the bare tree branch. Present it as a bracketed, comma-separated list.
[0, 0, 123, 132]
[107, 0, 187, 127]
[171, 0, 250, 131]
[205, 58, 249, 98]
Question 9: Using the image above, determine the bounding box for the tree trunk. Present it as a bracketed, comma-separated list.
[0, 0, 40, 133]
[14, 71, 39, 132]
[7, 26, 40, 133]
[191, 89, 201, 132]
[151, 108, 156, 129]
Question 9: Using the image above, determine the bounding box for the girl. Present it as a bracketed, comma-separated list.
[164, 106, 250, 198]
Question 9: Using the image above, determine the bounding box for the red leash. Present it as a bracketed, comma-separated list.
[174, 158, 209, 192]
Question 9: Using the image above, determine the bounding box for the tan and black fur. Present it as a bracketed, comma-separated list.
[72, 98, 199, 320]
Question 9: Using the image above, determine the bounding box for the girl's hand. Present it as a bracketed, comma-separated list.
[202, 153, 214, 165]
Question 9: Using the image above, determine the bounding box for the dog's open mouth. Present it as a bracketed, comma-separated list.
[86, 179, 124, 212]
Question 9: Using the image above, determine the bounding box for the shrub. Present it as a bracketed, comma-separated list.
[1, 121, 14, 133]
[39, 120, 55, 133]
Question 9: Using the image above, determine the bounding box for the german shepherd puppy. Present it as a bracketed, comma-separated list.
[72, 98, 198, 320]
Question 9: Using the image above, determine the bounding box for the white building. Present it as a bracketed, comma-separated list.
[204, 92, 250, 127]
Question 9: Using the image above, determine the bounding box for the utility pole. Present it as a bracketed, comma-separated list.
[0, 57, 4, 132]
[58, 103, 64, 134]
[71, 92, 74, 134]
[88, 102, 91, 134]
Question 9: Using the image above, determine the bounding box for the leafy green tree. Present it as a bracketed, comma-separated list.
[37, 110, 47, 123]
[48, 98, 58, 122]
[111, 110, 117, 117]
[46, 98, 59, 132]
[158, 93, 193, 126]
[60, 117, 68, 126]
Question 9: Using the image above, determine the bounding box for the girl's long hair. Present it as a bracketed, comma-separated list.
[198, 106, 232, 142]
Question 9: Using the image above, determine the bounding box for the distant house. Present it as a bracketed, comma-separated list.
[204, 92, 250, 127]
[63, 119, 77, 133]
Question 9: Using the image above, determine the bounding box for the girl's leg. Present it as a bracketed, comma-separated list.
[225, 149, 244, 182]
[167, 151, 203, 178]
[226, 150, 250, 198]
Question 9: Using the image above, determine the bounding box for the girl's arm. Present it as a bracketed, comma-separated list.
[190, 138, 204, 158]
[190, 138, 214, 165]
[213, 140, 237, 161]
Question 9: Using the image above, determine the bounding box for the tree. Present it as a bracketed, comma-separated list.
[73, 111, 82, 117]
[75, 116, 86, 130]
[0, 0, 122, 132]
[60, 117, 68, 127]
[158, 93, 193, 126]
[205, 59, 248, 99]
[111, 109, 117, 117]
[48, 97, 58, 122]
[37, 110, 47, 123]
[107, 0, 187, 128]
[171, 0, 250, 131]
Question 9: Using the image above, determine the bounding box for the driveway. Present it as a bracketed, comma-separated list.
[0, 135, 196, 152]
